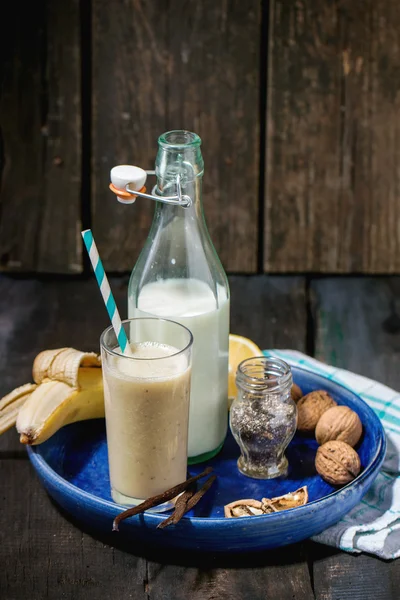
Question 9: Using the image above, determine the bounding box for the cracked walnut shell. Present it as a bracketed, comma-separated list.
[315, 405, 362, 448]
[315, 440, 361, 485]
[224, 499, 264, 518]
[262, 486, 309, 512]
[297, 390, 337, 433]
[224, 486, 309, 518]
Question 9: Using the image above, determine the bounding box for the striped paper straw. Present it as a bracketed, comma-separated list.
[81, 229, 132, 355]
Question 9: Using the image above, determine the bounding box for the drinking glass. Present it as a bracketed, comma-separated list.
[100, 318, 193, 510]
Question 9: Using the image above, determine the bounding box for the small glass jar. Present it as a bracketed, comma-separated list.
[229, 357, 297, 479]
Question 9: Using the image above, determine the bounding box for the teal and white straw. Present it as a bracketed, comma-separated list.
[81, 229, 131, 355]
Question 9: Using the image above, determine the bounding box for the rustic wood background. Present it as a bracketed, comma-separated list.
[0, 0, 399, 275]
[2, 3, 400, 595]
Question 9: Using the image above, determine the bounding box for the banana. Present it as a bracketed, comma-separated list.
[0, 383, 38, 435]
[0, 348, 104, 445]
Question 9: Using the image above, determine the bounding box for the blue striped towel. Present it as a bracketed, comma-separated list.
[264, 350, 400, 560]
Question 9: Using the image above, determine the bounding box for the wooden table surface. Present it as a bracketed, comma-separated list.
[1, 274, 400, 600]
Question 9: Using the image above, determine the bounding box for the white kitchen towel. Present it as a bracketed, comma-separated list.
[264, 350, 400, 560]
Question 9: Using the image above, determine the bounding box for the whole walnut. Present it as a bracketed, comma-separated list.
[291, 383, 303, 403]
[315, 440, 361, 486]
[315, 406, 362, 448]
[297, 390, 337, 433]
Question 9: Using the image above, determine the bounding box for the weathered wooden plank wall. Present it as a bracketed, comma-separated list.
[0, 0, 82, 273]
[92, 0, 260, 273]
[265, 0, 400, 273]
[1, 0, 400, 274]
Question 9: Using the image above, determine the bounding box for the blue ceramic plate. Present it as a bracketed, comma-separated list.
[27, 367, 386, 552]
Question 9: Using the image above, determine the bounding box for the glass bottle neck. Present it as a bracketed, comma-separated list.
[155, 130, 204, 214]
[155, 175, 203, 221]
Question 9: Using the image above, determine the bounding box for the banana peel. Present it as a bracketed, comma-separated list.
[0, 348, 103, 445]
[0, 384, 38, 434]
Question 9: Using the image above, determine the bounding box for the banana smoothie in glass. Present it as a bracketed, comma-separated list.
[100, 318, 192, 509]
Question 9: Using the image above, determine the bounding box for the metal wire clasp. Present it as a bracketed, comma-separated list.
[109, 168, 191, 207]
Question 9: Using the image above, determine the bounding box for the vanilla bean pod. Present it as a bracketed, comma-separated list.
[158, 474, 217, 529]
[157, 484, 196, 530]
[112, 467, 212, 531]
[173, 474, 216, 523]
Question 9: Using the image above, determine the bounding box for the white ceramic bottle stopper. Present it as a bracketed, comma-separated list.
[110, 165, 147, 204]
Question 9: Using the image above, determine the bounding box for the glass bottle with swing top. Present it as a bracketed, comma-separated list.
[111, 131, 230, 464]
